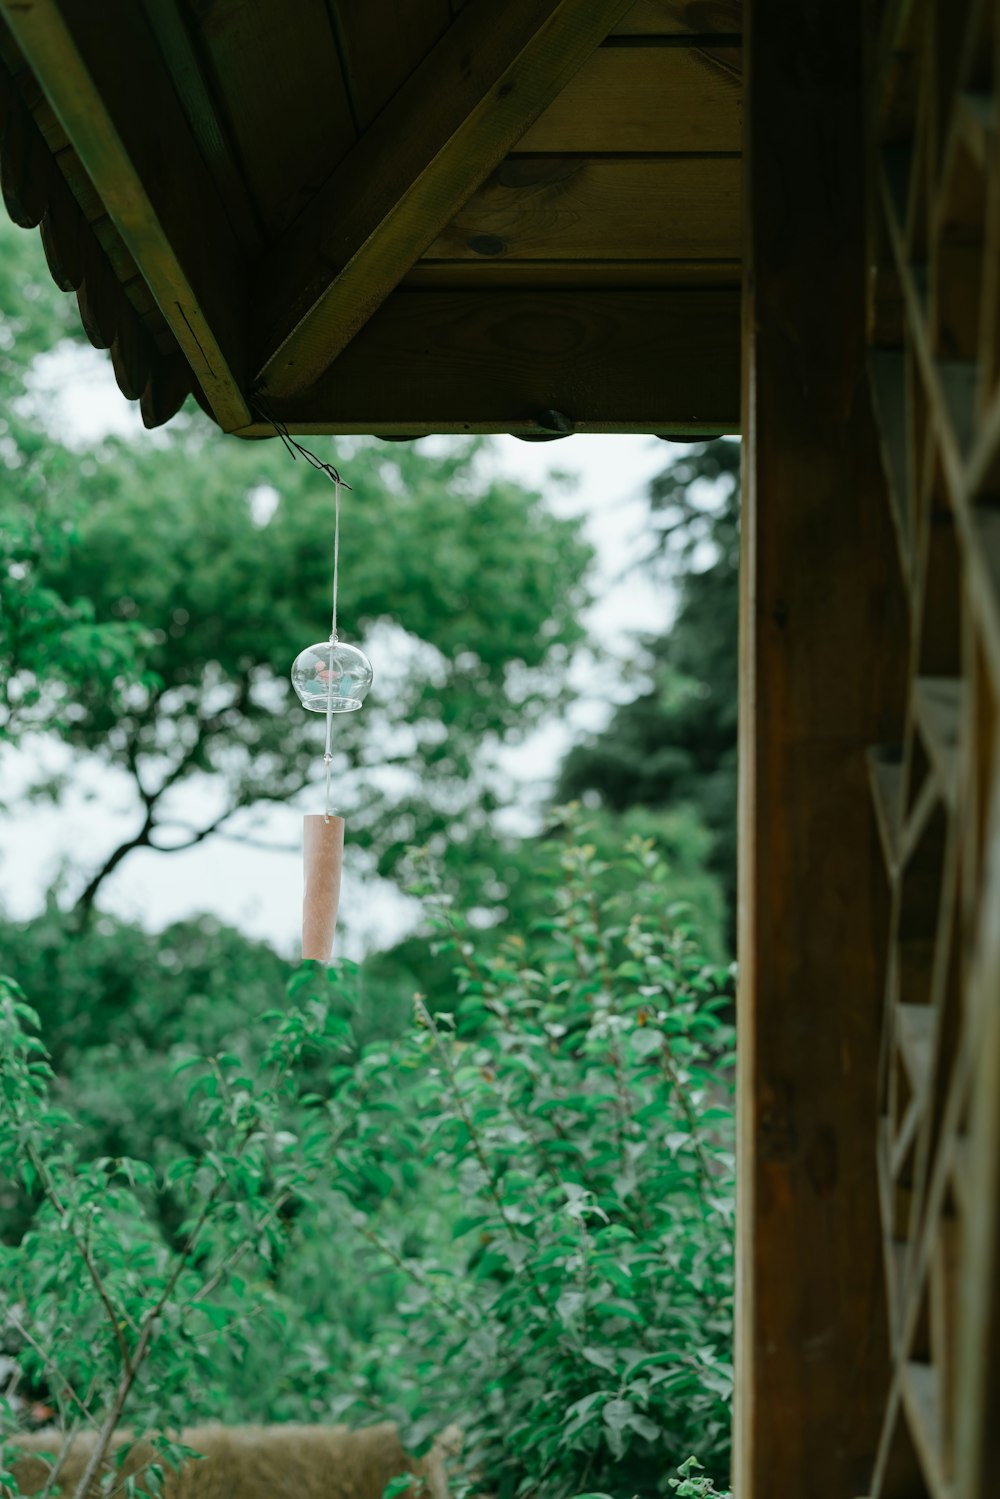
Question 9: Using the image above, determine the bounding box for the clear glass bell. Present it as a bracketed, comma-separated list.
[291, 638, 373, 713]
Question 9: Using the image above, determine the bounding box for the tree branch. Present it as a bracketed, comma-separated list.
[73, 807, 156, 920]
[25, 1143, 133, 1375]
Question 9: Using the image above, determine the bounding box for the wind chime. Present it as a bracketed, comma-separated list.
[266, 412, 372, 963]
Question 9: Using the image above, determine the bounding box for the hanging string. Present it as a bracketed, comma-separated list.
[331, 472, 340, 641]
[253, 393, 351, 825]
[323, 477, 341, 823]
[251, 392, 353, 495]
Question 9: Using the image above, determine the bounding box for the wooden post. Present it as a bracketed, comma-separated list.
[737, 1, 908, 1495]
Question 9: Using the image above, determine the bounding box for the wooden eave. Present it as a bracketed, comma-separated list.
[0, 0, 742, 438]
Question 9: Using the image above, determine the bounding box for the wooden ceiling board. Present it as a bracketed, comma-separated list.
[0, 0, 745, 432]
[190, 0, 357, 241]
[422, 155, 740, 261]
[140, 0, 263, 256]
[328, 0, 452, 132]
[253, 0, 640, 399]
[252, 287, 740, 434]
[611, 0, 741, 33]
[518, 43, 741, 153]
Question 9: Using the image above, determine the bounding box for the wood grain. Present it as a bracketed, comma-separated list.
[405, 256, 741, 286]
[243, 287, 739, 435]
[328, 0, 452, 132]
[191, 0, 357, 241]
[736, 3, 907, 1498]
[253, 0, 640, 398]
[1, 0, 248, 428]
[423, 155, 740, 261]
[863, 7, 1000, 1497]
[518, 43, 741, 153]
[139, 0, 262, 255]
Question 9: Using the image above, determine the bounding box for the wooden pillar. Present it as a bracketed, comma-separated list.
[736, 1, 908, 1495]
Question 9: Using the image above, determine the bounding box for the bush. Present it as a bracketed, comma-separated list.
[326, 818, 735, 1495]
[0, 819, 734, 1498]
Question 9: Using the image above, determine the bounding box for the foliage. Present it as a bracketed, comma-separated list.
[0, 224, 148, 744]
[0, 215, 736, 1499]
[324, 815, 735, 1495]
[0, 502, 148, 745]
[0, 970, 354, 1496]
[0, 824, 734, 1499]
[668, 1456, 731, 1496]
[0, 217, 593, 913]
[558, 440, 740, 935]
[0, 220, 81, 388]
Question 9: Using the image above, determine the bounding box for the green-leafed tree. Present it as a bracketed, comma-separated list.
[0, 220, 592, 912]
[0, 224, 148, 743]
[558, 439, 740, 933]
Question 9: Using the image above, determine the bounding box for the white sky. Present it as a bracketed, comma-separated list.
[1, 346, 680, 958]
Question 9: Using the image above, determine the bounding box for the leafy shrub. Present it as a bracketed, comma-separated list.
[0, 818, 734, 1498]
[325, 818, 735, 1495]
[0, 974, 352, 1492]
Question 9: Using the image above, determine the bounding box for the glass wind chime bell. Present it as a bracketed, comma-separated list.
[291, 637, 373, 714]
[286, 464, 373, 965]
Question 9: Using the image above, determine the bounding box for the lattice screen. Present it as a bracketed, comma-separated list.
[864, 1, 1000, 1495]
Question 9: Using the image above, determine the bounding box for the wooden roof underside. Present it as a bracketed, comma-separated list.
[0, 0, 742, 438]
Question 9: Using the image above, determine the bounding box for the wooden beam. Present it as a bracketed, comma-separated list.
[403, 257, 742, 288]
[253, 0, 639, 399]
[238, 287, 739, 436]
[611, 0, 742, 32]
[736, 0, 908, 1496]
[0, 0, 250, 429]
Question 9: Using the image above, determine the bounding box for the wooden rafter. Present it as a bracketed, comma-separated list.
[252, 0, 639, 400]
[0, 0, 251, 430]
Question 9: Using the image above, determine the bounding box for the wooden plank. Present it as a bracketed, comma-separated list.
[518, 43, 742, 153]
[192, 0, 356, 241]
[327, 0, 452, 132]
[914, 677, 963, 806]
[870, 1372, 932, 1499]
[951, 1136, 969, 1215]
[253, 0, 640, 398]
[611, 0, 742, 34]
[138, 0, 262, 255]
[423, 156, 740, 261]
[892, 1095, 922, 1182]
[1, 0, 249, 428]
[897, 1002, 935, 1099]
[242, 287, 739, 436]
[953, 849, 1000, 1499]
[868, 350, 913, 576]
[929, 1217, 960, 1479]
[955, 91, 995, 172]
[876, 160, 1000, 701]
[938, 361, 978, 452]
[968, 509, 1000, 692]
[879, 1115, 913, 1344]
[901, 1362, 950, 1499]
[736, 2, 908, 1497]
[869, 744, 905, 875]
[405, 255, 742, 287]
